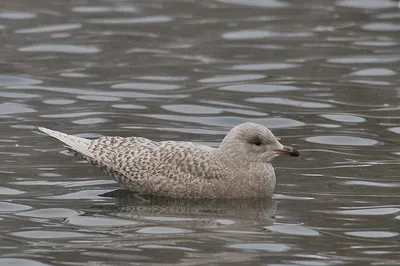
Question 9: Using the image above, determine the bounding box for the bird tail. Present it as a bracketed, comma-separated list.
[38, 127, 93, 158]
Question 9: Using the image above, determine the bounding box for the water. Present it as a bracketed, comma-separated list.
[1, 0, 399, 265]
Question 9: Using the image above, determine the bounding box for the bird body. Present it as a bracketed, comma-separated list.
[38, 123, 299, 199]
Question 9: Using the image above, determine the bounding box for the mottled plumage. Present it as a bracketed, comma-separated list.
[38, 123, 299, 199]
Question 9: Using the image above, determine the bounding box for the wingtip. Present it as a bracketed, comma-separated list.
[37, 127, 59, 137]
[37, 127, 50, 134]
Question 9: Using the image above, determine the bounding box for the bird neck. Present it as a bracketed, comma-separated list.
[215, 146, 251, 166]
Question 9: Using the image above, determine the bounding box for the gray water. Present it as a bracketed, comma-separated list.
[1, 0, 399, 265]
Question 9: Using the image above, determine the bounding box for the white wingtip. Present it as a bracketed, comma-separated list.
[38, 127, 92, 157]
[38, 127, 54, 135]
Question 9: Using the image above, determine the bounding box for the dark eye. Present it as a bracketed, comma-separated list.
[248, 136, 263, 146]
[253, 139, 262, 146]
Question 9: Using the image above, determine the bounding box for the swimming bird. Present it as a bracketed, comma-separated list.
[38, 123, 299, 199]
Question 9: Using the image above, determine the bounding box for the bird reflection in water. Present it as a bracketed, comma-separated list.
[95, 189, 277, 229]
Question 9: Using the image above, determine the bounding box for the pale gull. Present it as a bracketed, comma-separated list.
[38, 123, 299, 199]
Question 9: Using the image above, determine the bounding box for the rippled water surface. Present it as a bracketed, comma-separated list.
[1, 0, 399, 265]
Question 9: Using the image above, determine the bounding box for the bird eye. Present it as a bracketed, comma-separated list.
[254, 140, 262, 146]
[248, 137, 263, 146]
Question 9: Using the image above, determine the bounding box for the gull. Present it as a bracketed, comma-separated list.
[38, 123, 299, 199]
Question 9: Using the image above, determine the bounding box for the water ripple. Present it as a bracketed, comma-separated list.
[336, 0, 396, 9]
[112, 82, 182, 91]
[72, 5, 137, 13]
[345, 231, 398, 238]
[333, 207, 399, 216]
[17, 208, 80, 218]
[67, 216, 136, 227]
[19, 44, 101, 54]
[223, 30, 312, 40]
[11, 230, 95, 239]
[229, 63, 299, 71]
[328, 56, 400, 64]
[137, 226, 192, 234]
[88, 16, 173, 24]
[220, 84, 299, 93]
[228, 243, 292, 252]
[0, 102, 36, 115]
[216, 0, 288, 8]
[349, 68, 396, 76]
[16, 23, 82, 34]
[0, 201, 31, 212]
[0, 11, 36, 19]
[248, 97, 332, 108]
[321, 114, 365, 123]
[0, 74, 42, 85]
[141, 114, 305, 128]
[0, 259, 51, 266]
[361, 23, 400, 32]
[306, 136, 378, 146]
[199, 74, 265, 83]
[265, 225, 320, 236]
[162, 104, 222, 115]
